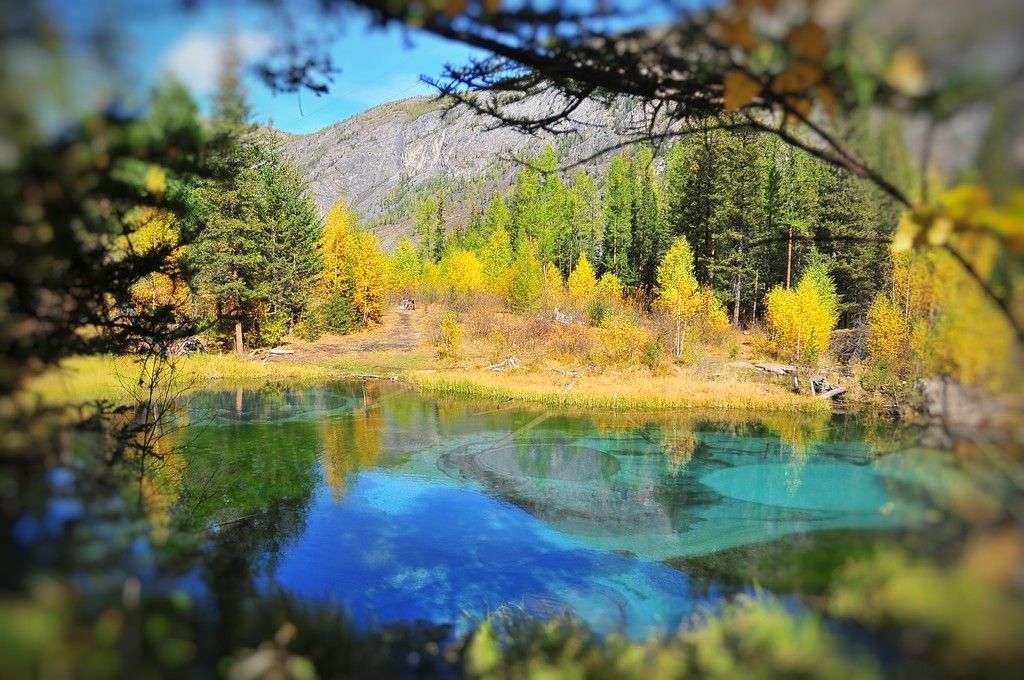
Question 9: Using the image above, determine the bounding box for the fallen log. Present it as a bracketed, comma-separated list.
[818, 385, 848, 400]
[486, 356, 521, 371]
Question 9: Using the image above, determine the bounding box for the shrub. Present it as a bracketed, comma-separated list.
[435, 310, 462, 359]
[252, 309, 290, 348]
[595, 314, 649, 365]
[566, 254, 597, 306]
[321, 289, 358, 334]
[588, 300, 611, 327]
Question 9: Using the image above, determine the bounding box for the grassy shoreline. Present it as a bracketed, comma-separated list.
[26, 353, 829, 414]
[403, 368, 829, 413]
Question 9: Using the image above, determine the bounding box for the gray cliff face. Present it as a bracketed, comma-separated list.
[283, 91, 635, 249]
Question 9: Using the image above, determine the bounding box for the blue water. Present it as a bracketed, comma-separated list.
[268, 473, 706, 637]
[169, 383, 949, 639]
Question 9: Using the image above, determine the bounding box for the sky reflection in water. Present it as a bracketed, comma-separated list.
[175, 383, 940, 638]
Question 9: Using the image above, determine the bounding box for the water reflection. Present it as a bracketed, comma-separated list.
[143, 382, 950, 637]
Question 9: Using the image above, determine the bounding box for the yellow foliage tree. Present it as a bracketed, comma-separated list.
[655, 237, 702, 357]
[870, 248, 1020, 392]
[351, 231, 387, 325]
[126, 207, 190, 320]
[441, 249, 485, 299]
[386, 238, 422, 297]
[320, 199, 357, 292]
[567, 254, 597, 306]
[764, 260, 839, 365]
[543, 261, 565, 307]
[319, 198, 387, 328]
[596, 272, 624, 305]
[866, 295, 909, 376]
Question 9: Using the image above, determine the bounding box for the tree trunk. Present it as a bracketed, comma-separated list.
[732, 272, 742, 326]
[751, 271, 759, 324]
[786, 225, 794, 289]
[234, 320, 244, 355]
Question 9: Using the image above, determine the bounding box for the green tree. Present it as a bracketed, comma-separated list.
[508, 240, 544, 312]
[601, 153, 634, 282]
[560, 170, 602, 275]
[481, 221, 514, 294]
[629, 147, 665, 289]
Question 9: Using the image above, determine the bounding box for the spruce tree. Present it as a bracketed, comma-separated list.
[629, 146, 665, 290]
[601, 153, 634, 282]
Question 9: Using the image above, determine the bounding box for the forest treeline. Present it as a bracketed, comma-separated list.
[142, 52, 1017, 401]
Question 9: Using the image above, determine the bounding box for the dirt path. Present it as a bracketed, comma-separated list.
[280, 307, 426, 363]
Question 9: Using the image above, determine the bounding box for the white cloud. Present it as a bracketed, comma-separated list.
[161, 30, 274, 93]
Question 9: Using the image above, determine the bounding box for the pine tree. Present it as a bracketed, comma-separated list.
[663, 125, 722, 285]
[415, 196, 440, 262]
[713, 128, 767, 325]
[484, 192, 512, 240]
[559, 170, 602, 276]
[188, 43, 265, 354]
[601, 153, 634, 282]
[629, 147, 665, 289]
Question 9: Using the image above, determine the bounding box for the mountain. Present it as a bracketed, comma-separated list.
[283, 91, 639, 249]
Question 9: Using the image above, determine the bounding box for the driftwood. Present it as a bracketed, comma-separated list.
[553, 309, 575, 325]
[172, 336, 207, 356]
[486, 356, 521, 371]
[753, 361, 847, 400]
[251, 347, 296, 364]
[818, 385, 848, 399]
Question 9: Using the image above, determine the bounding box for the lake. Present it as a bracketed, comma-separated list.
[91, 380, 957, 643]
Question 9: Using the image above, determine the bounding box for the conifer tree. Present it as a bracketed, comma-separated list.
[629, 147, 665, 289]
[484, 192, 512, 240]
[508, 240, 544, 312]
[560, 170, 602, 275]
[601, 154, 634, 282]
[188, 42, 266, 354]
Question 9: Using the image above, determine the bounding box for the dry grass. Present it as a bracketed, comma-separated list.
[403, 366, 829, 413]
[24, 354, 347, 406]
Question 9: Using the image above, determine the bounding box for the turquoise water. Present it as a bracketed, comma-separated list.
[166, 382, 946, 638]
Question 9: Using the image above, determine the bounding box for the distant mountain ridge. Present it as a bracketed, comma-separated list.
[282, 91, 639, 249]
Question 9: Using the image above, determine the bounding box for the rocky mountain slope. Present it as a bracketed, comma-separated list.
[283, 91, 639, 249]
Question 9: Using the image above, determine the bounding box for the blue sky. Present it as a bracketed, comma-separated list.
[48, 0, 482, 134]
[43, 0, 693, 134]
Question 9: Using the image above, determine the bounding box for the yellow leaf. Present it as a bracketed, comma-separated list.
[783, 95, 812, 123]
[817, 85, 838, 116]
[443, 0, 469, 18]
[771, 61, 823, 95]
[483, 0, 501, 12]
[145, 164, 167, 195]
[892, 211, 922, 253]
[886, 47, 928, 97]
[715, 14, 756, 50]
[724, 70, 761, 112]
[940, 184, 990, 220]
[786, 21, 828, 63]
[926, 217, 954, 247]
